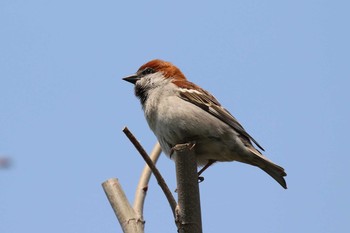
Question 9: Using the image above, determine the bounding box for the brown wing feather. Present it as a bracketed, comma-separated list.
[178, 87, 265, 151]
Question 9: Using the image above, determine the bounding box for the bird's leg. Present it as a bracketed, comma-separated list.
[197, 159, 216, 182]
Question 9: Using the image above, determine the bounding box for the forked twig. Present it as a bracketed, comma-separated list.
[133, 142, 162, 217]
[102, 178, 144, 233]
[123, 127, 177, 217]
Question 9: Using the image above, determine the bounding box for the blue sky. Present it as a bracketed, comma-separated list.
[1, 1, 349, 232]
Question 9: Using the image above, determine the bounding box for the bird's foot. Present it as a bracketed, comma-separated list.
[170, 142, 196, 158]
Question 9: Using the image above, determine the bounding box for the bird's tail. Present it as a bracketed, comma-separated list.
[246, 147, 287, 189]
[260, 162, 287, 189]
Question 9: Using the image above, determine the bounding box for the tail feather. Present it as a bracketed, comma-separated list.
[246, 147, 287, 189]
[261, 163, 287, 189]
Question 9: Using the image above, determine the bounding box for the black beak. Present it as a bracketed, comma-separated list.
[122, 74, 140, 84]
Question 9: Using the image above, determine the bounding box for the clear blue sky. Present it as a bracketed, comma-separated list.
[1, 1, 349, 232]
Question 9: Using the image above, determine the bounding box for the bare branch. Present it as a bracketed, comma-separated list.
[133, 142, 162, 218]
[102, 178, 144, 233]
[123, 127, 177, 217]
[173, 143, 203, 233]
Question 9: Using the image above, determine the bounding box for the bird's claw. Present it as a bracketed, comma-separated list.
[170, 142, 196, 159]
[198, 176, 204, 183]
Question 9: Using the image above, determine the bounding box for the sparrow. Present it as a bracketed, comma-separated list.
[123, 59, 287, 189]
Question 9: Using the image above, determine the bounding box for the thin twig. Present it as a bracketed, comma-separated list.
[123, 127, 177, 217]
[133, 142, 162, 218]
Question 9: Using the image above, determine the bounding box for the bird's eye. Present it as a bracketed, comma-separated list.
[141, 67, 154, 76]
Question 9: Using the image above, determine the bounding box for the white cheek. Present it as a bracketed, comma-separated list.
[137, 77, 149, 87]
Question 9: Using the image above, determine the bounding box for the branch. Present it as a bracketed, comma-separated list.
[123, 127, 177, 217]
[133, 142, 162, 217]
[102, 178, 144, 233]
[173, 143, 203, 233]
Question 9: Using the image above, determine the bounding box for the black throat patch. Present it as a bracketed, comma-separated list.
[135, 84, 148, 106]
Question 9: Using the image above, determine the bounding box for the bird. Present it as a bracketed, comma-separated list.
[123, 59, 287, 189]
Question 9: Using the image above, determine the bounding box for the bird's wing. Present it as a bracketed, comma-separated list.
[178, 85, 265, 151]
